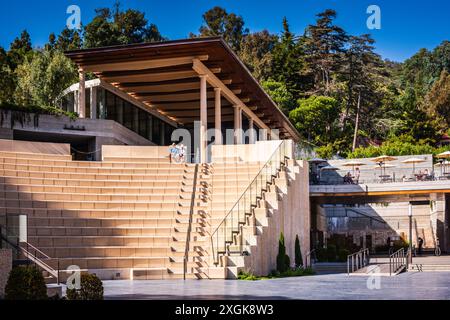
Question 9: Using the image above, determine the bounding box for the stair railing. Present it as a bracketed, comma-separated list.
[0, 226, 60, 284]
[305, 249, 317, 268]
[389, 247, 406, 276]
[183, 163, 199, 280]
[347, 248, 370, 275]
[210, 140, 289, 266]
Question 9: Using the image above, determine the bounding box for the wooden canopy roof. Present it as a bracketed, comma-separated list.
[65, 37, 301, 141]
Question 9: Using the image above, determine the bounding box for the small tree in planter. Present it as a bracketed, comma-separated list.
[295, 235, 303, 267]
[66, 273, 104, 300]
[276, 232, 291, 272]
[5, 266, 47, 300]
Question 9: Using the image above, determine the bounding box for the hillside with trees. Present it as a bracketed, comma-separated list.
[0, 3, 449, 158]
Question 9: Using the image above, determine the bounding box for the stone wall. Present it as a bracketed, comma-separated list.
[231, 159, 310, 276]
[0, 249, 12, 298]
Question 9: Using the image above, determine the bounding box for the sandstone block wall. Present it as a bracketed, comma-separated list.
[0, 249, 12, 298]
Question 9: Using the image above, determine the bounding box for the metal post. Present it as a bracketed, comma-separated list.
[409, 203, 413, 264]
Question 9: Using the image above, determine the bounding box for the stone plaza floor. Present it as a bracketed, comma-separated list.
[99, 271, 450, 300]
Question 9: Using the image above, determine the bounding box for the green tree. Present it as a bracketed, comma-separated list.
[84, 2, 164, 48]
[289, 96, 340, 145]
[54, 28, 83, 51]
[261, 79, 296, 114]
[239, 30, 277, 81]
[14, 50, 78, 106]
[304, 9, 348, 95]
[0, 47, 16, 104]
[192, 6, 248, 52]
[7, 30, 33, 69]
[424, 70, 450, 128]
[276, 232, 290, 273]
[271, 18, 306, 98]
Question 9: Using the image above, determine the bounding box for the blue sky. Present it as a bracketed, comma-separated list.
[1, 0, 449, 62]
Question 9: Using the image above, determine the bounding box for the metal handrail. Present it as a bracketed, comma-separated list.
[305, 249, 316, 268]
[183, 163, 199, 280]
[347, 248, 370, 275]
[210, 140, 289, 265]
[0, 231, 60, 284]
[389, 247, 406, 276]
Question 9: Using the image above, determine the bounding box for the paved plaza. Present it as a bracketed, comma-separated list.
[95, 271, 450, 300]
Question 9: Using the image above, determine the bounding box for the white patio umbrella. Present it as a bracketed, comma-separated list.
[372, 164, 396, 176]
[436, 151, 450, 175]
[308, 158, 327, 163]
[371, 155, 397, 176]
[402, 157, 425, 174]
[371, 155, 398, 163]
[320, 165, 339, 171]
[341, 160, 366, 175]
[436, 151, 450, 159]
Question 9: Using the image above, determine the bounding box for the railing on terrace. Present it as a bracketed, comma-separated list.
[310, 165, 450, 186]
[210, 140, 290, 266]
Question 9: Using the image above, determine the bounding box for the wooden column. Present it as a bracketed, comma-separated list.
[234, 105, 242, 144]
[214, 88, 222, 145]
[200, 75, 208, 163]
[90, 86, 97, 119]
[78, 68, 86, 118]
[249, 118, 255, 144]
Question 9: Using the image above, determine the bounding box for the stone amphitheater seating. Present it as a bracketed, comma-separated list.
[0, 148, 266, 280]
[0, 140, 309, 281]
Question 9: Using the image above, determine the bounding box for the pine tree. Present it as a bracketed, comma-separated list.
[304, 9, 348, 95]
[271, 17, 305, 101]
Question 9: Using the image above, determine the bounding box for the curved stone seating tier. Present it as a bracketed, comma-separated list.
[0, 150, 270, 280]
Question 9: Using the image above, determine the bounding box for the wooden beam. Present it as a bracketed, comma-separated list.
[128, 87, 242, 96]
[160, 108, 235, 117]
[192, 59, 269, 130]
[103, 70, 198, 83]
[138, 91, 216, 103]
[83, 55, 209, 72]
[123, 82, 201, 93]
[117, 76, 233, 88]
[174, 115, 235, 122]
[151, 101, 233, 111]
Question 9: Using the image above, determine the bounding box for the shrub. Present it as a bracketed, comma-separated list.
[237, 270, 259, 281]
[66, 273, 104, 300]
[5, 266, 47, 300]
[276, 232, 290, 272]
[326, 245, 337, 262]
[294, 235, 303, 267]
[338, 249, 350, 262]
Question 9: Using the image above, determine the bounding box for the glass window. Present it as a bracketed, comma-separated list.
[165, 123, 173, 144]
[105, 91, 116, 121]
[147, 114, 153, 141]
[152, 117, 161, 145]
[138, 109, 147, 137]
[85, 88, 91, 119]
[97, 88, 106, 119]
[123, 102, 133, 131]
